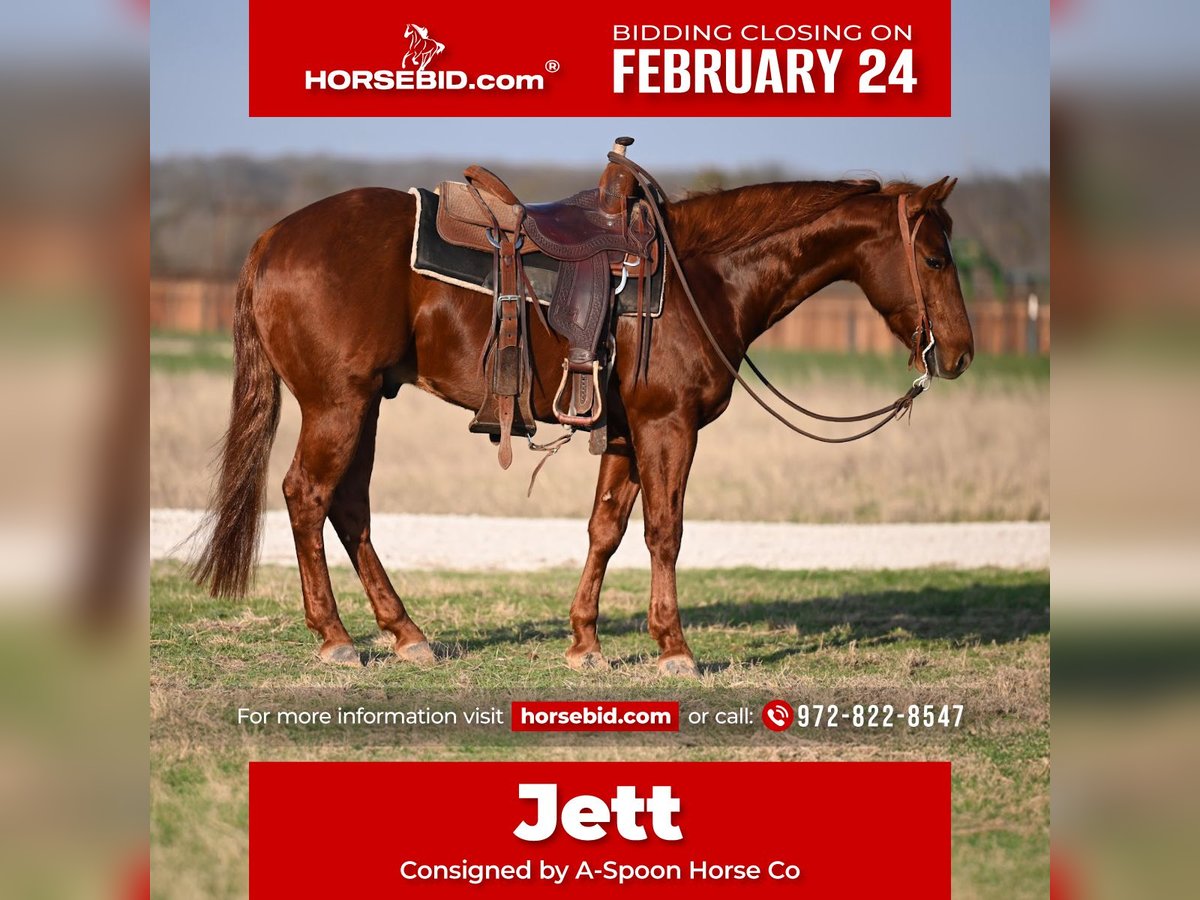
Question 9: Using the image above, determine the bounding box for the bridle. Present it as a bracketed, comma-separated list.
[897, 192, 937, 391]
[607, 152, 939, 444]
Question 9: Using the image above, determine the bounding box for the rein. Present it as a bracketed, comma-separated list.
[609, 153, 936, 443]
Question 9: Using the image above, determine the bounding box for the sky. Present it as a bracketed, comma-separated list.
[0, 1, 146, 58]
[150, 1, 1049, 179]
[1051, 0, 1200, 84]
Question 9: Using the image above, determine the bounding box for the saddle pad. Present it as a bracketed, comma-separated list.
[409, 188, 665, 318]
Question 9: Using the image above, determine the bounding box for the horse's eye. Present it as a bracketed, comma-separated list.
[924, 256, 944, 270]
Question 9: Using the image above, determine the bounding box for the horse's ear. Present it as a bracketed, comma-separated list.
[908, 176, 951, 217]
[938, 177, 958, 201]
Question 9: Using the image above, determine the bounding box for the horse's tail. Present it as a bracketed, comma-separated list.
[190, 232, 281, 598]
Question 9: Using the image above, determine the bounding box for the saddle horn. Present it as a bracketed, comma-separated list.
[599, 137, 637, 218]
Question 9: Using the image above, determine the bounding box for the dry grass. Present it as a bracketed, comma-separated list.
[151, 368, 1049, 522]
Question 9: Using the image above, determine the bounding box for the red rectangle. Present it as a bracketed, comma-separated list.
[250, 0, 950, 117]
[511, 701, 679, 732]
[250, 761, 950, 897]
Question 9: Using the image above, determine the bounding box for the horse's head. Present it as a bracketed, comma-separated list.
[857, 177, 974, 379]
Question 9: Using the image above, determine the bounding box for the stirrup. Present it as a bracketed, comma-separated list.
[552, 359, 603, 428]
[485, 228, 524, 251]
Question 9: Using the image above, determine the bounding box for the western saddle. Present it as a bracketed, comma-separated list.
[435, 137, 660, 468]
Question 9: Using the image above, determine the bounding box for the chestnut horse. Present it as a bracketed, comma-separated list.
[191, 175, 972, 676]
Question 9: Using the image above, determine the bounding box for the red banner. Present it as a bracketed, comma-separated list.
[249, 0, 951, 117]
[511, 701, 679, 732]
[250, 761, 950, 897]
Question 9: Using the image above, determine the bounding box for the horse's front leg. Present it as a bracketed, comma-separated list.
[632, 416, 698, 677]
[566, 450, 640, 671]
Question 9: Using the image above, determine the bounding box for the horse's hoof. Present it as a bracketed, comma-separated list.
[565, 650, 610, 672]
[319, 643, 362, 667]
[395, 640, 437, 666]
[657, 655, 699, 678]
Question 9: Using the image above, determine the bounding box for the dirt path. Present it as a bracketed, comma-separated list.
[151, 509, 1048, 571]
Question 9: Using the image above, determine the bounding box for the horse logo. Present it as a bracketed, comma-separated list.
[402, 23, 445, 72]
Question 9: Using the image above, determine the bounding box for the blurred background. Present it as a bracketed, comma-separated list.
[0, 3, 146, 898]
[1052, 1, 1200, 898]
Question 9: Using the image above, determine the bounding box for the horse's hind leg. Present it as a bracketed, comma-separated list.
[328, 395, 434, 665]
[283, 395, 371, 667]
[566, 451, 640, 671]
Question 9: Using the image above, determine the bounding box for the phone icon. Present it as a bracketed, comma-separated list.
[762, 700, 794, 732]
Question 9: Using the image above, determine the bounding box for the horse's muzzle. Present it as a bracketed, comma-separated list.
[937, 349, 972, 379]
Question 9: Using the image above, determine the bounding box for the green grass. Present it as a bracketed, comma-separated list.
[150, 331, 235, 373]
[149, 329, 1049, 385]
[151, 563, 1049, 899]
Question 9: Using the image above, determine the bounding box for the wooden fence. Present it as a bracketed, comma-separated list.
[150, 278, 1050, 355]
[151, 279, 236, 333]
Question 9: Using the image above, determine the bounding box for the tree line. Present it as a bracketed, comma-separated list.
[150, 154, 1048, 297]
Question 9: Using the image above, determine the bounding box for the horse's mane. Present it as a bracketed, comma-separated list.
[668, 179, 950, 257]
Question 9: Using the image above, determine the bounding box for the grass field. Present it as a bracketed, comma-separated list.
[151, 562, 1050, 899]
[150, 334, 1050, 523]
